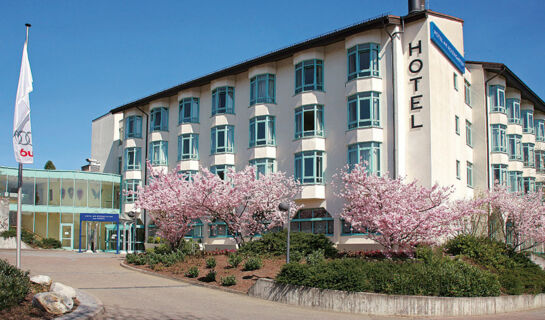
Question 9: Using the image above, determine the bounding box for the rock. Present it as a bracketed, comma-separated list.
[30, 275, 52, 286]
[32, 292, 73, 315]
[50, 282, 77, 299]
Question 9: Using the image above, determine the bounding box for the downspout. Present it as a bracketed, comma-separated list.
[484, 67, 506, 190]
[384, 18, 405, 178]
[136, 106, 150, 241]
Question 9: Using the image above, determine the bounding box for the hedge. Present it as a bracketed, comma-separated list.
[0, 259, 30, 310]
[238, 230, 337, 257]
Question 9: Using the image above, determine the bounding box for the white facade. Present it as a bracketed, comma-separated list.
[91, 9, 545, 250]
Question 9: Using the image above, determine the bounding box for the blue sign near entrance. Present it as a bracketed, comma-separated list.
[430, 22, 465, 74]
[79, 213, 120, 254]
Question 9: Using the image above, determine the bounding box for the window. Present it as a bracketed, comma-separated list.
[124, 147, 141, 171]
[492, 164, 507, 185]
[522, 109, 534, 134]
[465, 120, 472, 147]
[249, 158, 275, 177]
[453, 73, 458, 90]
[249, 116, 275, 147]
[125, 116, 142, 139]
[508, 171, 523, 193]
[208, 220, 232, 238]
[491, 124, 507, 152]
[178, 170, 198, 181]
[489, 85, 505, 113]
[347, 92, 380, 129]
[211, 125, 234, 154]
[466, 161, 473, 188]
[212, 86, 235, 115]
[185, 219, 203, 238]
[507, 98, 521, 124]
[210, 165, 234, 180]
[535, 119, 545, 141]
[523, 177, 536, 194]
[178, 134, 199, 160]
[455, 116, 460, 135]
[149, 141, 168, 166]
[117, 156, 122, 175]
[341, 220, 377, 235]
[179, 97, 199, 124]
[347, 142, 381, 175]
[294, 151, 324, 184]
[295, 104, 324, 138]
[508, 134, 522, 161]
[536, 150, 545, 172]
[123, 179, 141, 203]
[347, 43, 380, 80]
[464, 80, 471, 106]
[523, 143, 535, 167]
[456, 160, 461, 180]
[150, 107, 169, 132]
[250, 74, 275, 105]
[291, 208, 333, 235]
[295, 59, 323, 93]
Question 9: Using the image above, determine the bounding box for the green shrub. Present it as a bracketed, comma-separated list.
[276, 254, 501, 297]
[125, 250, 185, 267]
[0, 259, 30, 310]
[0, 229, 16, 239]
[243, 256, 263, 271]
[289, 251, 304, 263]
[238, 230, 337, 257]
[205, 257, 217, 269]
[444, 235, 545, 294]
[153, 243, 173, 255]
[221, 275, 237, 286]
[185, 266, 199, 278]
[37, 238, 62, 249]
[305, 249, 325, 265]
[178, 239, 201, 256]
[228, 253, 243, 268]
[201, 270, 216, 282]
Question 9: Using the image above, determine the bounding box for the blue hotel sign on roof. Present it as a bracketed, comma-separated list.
[430, 22, 465, 74]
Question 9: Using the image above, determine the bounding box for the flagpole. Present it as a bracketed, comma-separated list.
[16, 23, 31, 269]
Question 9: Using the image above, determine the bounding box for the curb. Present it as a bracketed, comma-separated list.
[56, 289, 104, 320]
[120, 261, 247, 296]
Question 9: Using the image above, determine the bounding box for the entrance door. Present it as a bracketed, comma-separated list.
[60, 223, 73, 250]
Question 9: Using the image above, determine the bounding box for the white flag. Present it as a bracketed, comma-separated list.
[13, 40, 34, 164]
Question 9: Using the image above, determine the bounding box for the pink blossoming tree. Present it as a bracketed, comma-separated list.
[133, 163, 300, 248]
[336, 163, 463, 251]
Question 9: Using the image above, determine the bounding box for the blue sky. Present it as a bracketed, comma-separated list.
[1, 0, 544, 170]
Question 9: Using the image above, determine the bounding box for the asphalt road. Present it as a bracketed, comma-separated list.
[1, 249, 544, 320]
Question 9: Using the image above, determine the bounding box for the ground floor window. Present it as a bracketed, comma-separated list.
[508, 171, 523, 193]
[347, 142, 380, 174]
[185, 219, 203, 239]
[208, 220, 233, 238]
[492, 164, 508, 185]
[290, 208, 333, 235]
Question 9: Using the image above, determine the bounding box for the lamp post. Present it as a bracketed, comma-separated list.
[278, 202, 291, 263]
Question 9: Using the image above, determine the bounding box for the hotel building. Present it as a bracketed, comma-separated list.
[91, 3, 545, 250]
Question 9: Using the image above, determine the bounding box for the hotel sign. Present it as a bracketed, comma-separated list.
[430, 22, 465, 74]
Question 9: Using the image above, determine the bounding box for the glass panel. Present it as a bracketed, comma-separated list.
[48, 178, 60, 206]
[113, 183, 121, 209]
[314, 221, 326, 234]
[348, 53, 356, 75]
[300, 221, 312, 233]
[359, 50, 370, 72]
[35, 177, 48, 206]
[304, 157, 314, 179]
[303, 110, 314, 133]
[48, 212, 60, 240]
[61, 179, 74, 207]
[22, 212, 33, 233]
[304, 64, 314, 86]
[35, 212, 47, 238]
[0, 174, 6, 195]
[61, 225, 72, 248]
[22, 176, 34, 205]
[299, 209, 313, 219]
[74, 180, 87, 207]
[88, 181, 101, 208]
[257, 122, 265, 142]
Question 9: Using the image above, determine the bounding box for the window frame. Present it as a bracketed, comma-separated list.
[178, 133, 199, 161]
[178, 97, 199, 124]
[295, 104, 324, 139]
[123, 179, 141, 203]
[250, 74, 275, 105]
[211, 125, 235, 154]
[295, 59, 324, 94]
[249, 115, 276, 147]
[208, 220, 233, 238]
[464, 80, 471, 106]
[211, 86, 235, 116]
[149, 141, 168, 166]
[210, 165, 235, 181]
[491, 124, 507, 153]
[125, 116, 142, 139]
[185, 219, 204, 239]
[465, 120, 473, 147]
[507, 134, 523, 161]
[455, 115, 460, 135]
[489, 85, 505, 113]
[508, 171, 523, 193]
[347, 142, 381, 175]
[507, 98, 521, 125]
[150, 107, 169, 132]
[456, 160, 461, 180]
[523, 143, 535, 168]
[347, 91, 381, 129]
[466, 161, 473, 188]
[534, 119, 545, 141]
[249, 158, 276, 177]
[347, 43, 380, 81]
[294, 151, 324, 185]
[522, 109, 534, 134]
[492, 164, 508, 185]
[124, 147, 142, 171]
[291, 208, 334, 236]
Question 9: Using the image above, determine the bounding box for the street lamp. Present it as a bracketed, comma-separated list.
[278, 202, 291, 263]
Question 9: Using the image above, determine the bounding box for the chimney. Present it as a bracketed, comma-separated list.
[408, 0, 426, 14]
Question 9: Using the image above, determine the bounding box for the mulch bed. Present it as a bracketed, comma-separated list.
[0, 283, 79, 320]
[130, 254, 286, 293]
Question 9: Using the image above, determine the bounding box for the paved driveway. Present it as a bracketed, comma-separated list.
[1, 250, 544, 320]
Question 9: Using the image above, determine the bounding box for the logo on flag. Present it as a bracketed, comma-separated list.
[13, 40, 34, 164]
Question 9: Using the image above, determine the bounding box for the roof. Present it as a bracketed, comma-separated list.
[109, 10, 462, 115]
[466, 61, 545, 112]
